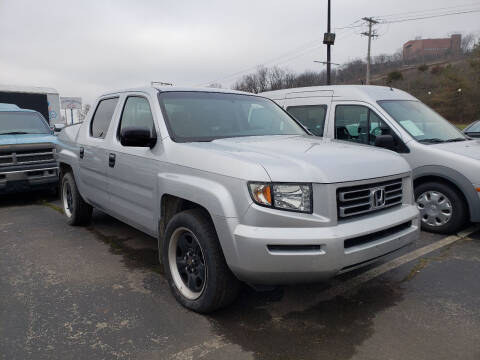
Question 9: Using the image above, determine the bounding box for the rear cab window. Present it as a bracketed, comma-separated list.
[90, 97, 119, 139]
[286, 105, 327, 136]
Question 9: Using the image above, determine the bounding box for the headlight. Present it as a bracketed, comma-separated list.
[248, 182, 312, 213]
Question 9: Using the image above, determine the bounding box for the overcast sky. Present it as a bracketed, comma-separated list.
[0, 0, 479, 104]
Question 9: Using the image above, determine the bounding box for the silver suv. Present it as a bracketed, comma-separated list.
[56, 87, 419, 312]
[262, 85, 480, 234]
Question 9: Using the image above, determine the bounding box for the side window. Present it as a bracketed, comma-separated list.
[335, 105, 394, 146]
[286, 105, 327, 136]
[118, 96, 156, 138]
[90, 98, 119, 138]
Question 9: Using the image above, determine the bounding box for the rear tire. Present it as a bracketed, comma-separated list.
[415, 181, 467, 234]
[163, 209, 240, 313]
[61, 172, 92, 226]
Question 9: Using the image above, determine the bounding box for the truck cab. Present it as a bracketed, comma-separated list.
[0, 103, 58, 194]
[261, 85, 480, 234]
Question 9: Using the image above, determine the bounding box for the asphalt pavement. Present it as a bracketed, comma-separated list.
[1, 191, 479, 360]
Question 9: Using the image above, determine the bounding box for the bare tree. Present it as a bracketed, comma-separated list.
[461, 33, 476, 54]
[78, 104, 91, 122]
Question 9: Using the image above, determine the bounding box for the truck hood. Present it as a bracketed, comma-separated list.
[0, 133, 57, 146]
[204, 135, 410, 183]
[430, 139, 480, 160]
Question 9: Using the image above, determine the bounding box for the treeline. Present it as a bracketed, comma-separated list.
[230, 35, 480, 123]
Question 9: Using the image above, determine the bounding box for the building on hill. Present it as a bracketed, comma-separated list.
[403, 34, 461, 62]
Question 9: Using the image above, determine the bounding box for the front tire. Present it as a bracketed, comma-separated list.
[163, 209, 240, 313]
[61, 172, 92, 226]
[415, 181, 467, 234]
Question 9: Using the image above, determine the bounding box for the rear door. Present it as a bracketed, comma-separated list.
[106, 94, 159, 235]
[77, 97, 119, 209]
[283, 90, 332, 136]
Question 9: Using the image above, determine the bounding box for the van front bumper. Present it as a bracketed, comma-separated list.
[221, 205, 419, 284]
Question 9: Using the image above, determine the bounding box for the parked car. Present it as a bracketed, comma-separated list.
[261, 85, 480, 234]
[0, 103, 58, 194]
[463, 120, 480, 138]
[56, 86, 419, 312]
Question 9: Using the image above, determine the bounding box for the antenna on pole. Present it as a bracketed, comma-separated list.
[361, 17, 379, 85]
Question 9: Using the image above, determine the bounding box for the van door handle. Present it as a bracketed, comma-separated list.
[109, 153, 116, 168]
[79, 147, 84, 159]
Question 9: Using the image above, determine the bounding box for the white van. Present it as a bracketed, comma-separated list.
[261, 85, 480, 234]
[0, 84, 62, 126]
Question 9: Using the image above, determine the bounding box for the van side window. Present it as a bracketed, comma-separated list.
[287, 105, 327, 136]
[118, 96, 156, 139]
[90, 98, 119, 138]
[335, 105, 394, 146]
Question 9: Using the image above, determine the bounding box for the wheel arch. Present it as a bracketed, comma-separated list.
[413, 165, 479, 222]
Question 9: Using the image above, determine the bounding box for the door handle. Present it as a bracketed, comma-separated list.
[79, 147, 84, 159]
[109, 153, 116, 168]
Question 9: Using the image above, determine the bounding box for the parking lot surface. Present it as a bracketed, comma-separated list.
[1, 191, 480, 360]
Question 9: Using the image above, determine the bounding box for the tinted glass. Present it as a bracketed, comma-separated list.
[465, 121, 480, 133]
[119, 97, 155, 137]
[0, 111, 50, 134]
[335, 105, 394, 146]
[90, 98, 118, 138]
[158, 92, 306, 142]
[287, 105, 327, 136]
[378, 100, 466, 143]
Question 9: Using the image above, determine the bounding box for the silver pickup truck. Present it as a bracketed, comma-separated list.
[56, 86, 419, 312]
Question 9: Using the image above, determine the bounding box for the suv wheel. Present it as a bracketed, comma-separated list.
[61, 172, 93, 226]
[415, 181, 466, 234]
[163, 209, 240, 313]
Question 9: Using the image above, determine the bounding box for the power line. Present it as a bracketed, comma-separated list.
[378, 9, 480, 24]
[373, 2, 480, 19]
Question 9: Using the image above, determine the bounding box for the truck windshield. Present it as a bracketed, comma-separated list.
[158, 91, 306, 142]
[378, 100, 467, 144]
[0, 111, 51, 135]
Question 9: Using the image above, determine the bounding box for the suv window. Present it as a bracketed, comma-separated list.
[335, 105, 395, 146]
[118, 96, 156, 138]
[90, 97, 119, 138]
[286, 105, 327, 136]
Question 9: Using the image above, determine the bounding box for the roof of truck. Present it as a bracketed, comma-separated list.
[0, 103, 37, 112]
[0, 84, 59, 95]
[100, 86, 251, 98]
[260, 85, 417, 102]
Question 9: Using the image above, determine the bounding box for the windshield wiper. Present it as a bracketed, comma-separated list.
[445, 138, 466, 142]
[418, 138, 445, 143]
[0, 131, 29, 135]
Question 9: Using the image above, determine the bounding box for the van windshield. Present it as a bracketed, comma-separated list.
[378, 100, 467, 144]
[158, 91, 306, 142]
[0, 111, 51, 135]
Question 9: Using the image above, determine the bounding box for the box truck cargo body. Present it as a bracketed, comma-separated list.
[0, 85, 62, 126]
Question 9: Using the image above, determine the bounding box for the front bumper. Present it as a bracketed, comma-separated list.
[0, 165, 58, 194]
[219, 205, 419, 284]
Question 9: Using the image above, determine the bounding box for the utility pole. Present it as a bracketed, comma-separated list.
[323, 0, 335, 85]
[361, 17, 378, 85]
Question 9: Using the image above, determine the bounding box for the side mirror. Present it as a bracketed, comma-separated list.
[120, 127, 157, 148]
[374, 134, 396, 151]
[53, 123, 66, 133]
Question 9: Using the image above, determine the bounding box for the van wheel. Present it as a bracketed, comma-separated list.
[61, 172, 92, 226]
[163, 209, 240, 313]
[415, 181, 466, 234]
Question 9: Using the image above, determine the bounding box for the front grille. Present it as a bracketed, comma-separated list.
[0, 146, 55, 167]
[337, 178, 403, 219]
